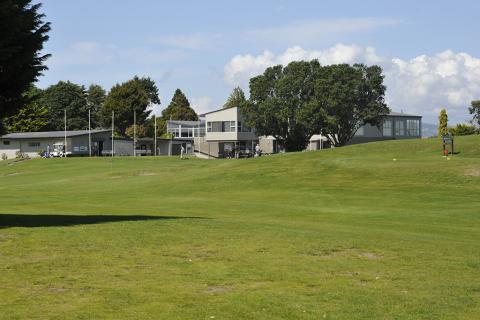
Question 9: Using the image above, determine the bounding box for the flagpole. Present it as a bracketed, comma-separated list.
[154, 116, 157, 157]
[111, 111, 114, 158]
[64, 109, 67, 156]
[88, 109, 91, 157]
[133, 111, 136, 157]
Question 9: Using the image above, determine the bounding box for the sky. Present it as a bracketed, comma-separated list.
[38, 0, 480, 124]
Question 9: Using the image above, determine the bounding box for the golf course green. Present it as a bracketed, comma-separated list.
[1, 136, 479, 319]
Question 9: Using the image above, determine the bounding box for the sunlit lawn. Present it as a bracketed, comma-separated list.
[0, 136, 479, 319]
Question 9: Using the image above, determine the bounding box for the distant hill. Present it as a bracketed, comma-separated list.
[422, 122, 438, 137]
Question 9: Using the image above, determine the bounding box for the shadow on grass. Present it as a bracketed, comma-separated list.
[0, 214, 204, 229]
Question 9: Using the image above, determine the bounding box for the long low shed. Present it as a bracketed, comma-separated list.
[0, 130, 133, 159]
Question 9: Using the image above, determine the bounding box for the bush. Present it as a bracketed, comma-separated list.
[37, 149, 45, 156]
[1, 153, 7, 161]
[448, 124, 478, 136]
[15, 151, 29, 159]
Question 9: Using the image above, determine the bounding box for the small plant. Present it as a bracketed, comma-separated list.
[37, 149, 45, 156]
[15, 151, 29, 159]
[1, 153, 7, 161]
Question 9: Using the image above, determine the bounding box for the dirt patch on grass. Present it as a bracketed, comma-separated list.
[203, 285, 233, 294]
[3, 172, 20, 176]
[465, 168, 480, 177]
[359, 252, 381, 260]
[135, 171, 157, 176]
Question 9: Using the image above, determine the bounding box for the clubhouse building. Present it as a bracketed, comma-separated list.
[1, 108, 422, 160]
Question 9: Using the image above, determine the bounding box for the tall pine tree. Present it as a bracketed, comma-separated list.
[0, 0, 50, 120]
[223, 87, 246, 109]
[161, 89, 198, 121]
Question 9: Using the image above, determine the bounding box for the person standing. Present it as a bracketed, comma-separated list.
[180, 145, 185, 159]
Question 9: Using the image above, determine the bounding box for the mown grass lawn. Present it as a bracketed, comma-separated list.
[0, 136, 479, 319]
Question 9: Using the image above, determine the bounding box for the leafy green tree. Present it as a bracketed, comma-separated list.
[86, 84, 106, 128]
[0, 0, 50, 120]
[244, 61, 388, 149]
[302, 64, 388, 147]
[161, 89, 198, 121]
[5, 86, 48, 132]
[41, 81, 89, 131]
[243, 62, 319, 151]
[448, 123, 478, 136]
[223, 87, 246, 109]
[438, 108, 449, 137]
[101, 76, 159, 134]
[469, 100, 480, 126]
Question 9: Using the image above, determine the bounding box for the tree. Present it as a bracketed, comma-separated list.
[0, 0, 50, 118]
[4, 86, 48, 132]
[302, 64, 389, 147]
[438, 108, 448, 136]
[223, 87, 246, 109]
[469, 100, 480, 126]
[86, 84, 106, 128]
[448, 124, 478, 136]
[243, 61, 388, 149]
[243, 62, 319, 151]
[41, 81, 89, 131]
[125, 124, 147, 138]
[101, 76, 159, 134]
[161, 89, 198, 121]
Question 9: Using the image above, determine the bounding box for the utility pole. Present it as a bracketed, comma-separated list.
[88, 109, 91, 157]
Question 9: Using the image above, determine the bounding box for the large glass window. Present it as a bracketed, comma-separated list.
[383, 120, 392, 137]
[395, 120, 405, 136]
[3, 140, 10, 145]
[28, 142, 40, 147]
[407, 119, 420, 136]
[207, 122, 212, 132]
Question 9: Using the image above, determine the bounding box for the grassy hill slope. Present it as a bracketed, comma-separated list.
[0, 136, 479, 319]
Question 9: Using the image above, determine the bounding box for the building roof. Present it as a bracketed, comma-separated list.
[0, 129, 111, 139]
[166, 120, 204, 126]
[202, 106, 237, 116]
[388, 111, 422, 117]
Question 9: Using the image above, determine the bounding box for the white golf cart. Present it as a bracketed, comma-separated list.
[50, 143, 71, 157]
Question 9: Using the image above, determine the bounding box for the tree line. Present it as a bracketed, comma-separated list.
[1, 1, 479, 151]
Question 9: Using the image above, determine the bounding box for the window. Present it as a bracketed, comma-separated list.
[230, 121, 236, 132]
[355, 126, 364, 136]
[28, 142, 40, 147]
[407, 119, 420, 136]
[238, 121, 242, 132]
[383, 120, 392, 137]
[395, 120, 405, 136]
[3, 140, 10, 145]
[207, 122, 212, 132]
[211, 121, 223, 132]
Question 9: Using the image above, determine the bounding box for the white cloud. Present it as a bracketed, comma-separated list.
[224, 44, 383, 88]
[224, 44, 480, 122]
[191, 96, 216, 114]
[246, 18, 400, 45]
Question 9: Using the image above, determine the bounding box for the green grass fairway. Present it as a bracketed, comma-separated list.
[1, 136, 479, 319]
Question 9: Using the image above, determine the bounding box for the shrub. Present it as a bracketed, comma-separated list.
[15, 151, 29, 159]
[448, 124, 478, 136]
[1, 153, 7, 161]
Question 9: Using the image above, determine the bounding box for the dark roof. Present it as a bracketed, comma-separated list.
[0, 129, 111, 139]
[388, 111, 422, 118]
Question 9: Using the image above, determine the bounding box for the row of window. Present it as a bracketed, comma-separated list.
[206, 121, 252, 133]
[383, 119, 420, 137]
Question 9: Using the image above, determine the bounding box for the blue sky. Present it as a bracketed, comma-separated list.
[38, 0, 480, 123]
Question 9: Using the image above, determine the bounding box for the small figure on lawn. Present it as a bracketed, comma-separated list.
[181, 145, 185, 159]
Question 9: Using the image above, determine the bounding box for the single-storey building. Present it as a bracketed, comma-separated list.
[309, 111, 422, 150]
[0, 130, 134, 159]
